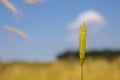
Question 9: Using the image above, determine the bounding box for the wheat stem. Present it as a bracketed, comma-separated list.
[81, 64, 83, 80]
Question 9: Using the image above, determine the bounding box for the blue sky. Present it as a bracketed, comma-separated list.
[0, 0, 120, 61]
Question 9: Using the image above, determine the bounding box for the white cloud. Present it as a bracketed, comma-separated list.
[67, 10, 107, 43]
[69, 10, 106, 30]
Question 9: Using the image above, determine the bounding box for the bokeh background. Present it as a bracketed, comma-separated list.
[0, 0, 120, 80]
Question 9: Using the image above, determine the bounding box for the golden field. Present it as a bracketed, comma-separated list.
[0, 58, 120, 80]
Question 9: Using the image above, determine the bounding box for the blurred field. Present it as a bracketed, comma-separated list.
[0, 58, 120, 80]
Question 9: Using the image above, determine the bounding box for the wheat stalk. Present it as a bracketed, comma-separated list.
[79, 22, 86, 80]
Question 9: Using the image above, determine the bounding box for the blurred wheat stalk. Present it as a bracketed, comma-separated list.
[79, 22, 86, 80]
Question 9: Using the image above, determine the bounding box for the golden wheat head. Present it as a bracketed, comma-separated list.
[79, 22, 86, 65]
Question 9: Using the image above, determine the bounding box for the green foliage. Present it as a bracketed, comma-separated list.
[57, 50, 120, 61]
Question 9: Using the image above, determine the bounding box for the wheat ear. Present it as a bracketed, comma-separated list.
[79, 22, 86, 80]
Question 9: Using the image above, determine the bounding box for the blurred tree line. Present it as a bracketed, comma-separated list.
[57, 50, 120, 61]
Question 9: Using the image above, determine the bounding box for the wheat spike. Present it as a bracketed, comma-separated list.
[79, 22, 86, 65]
[24, 0, 42, 4]
[2, 26, 28, 39]
[0, 0, 20, 18]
